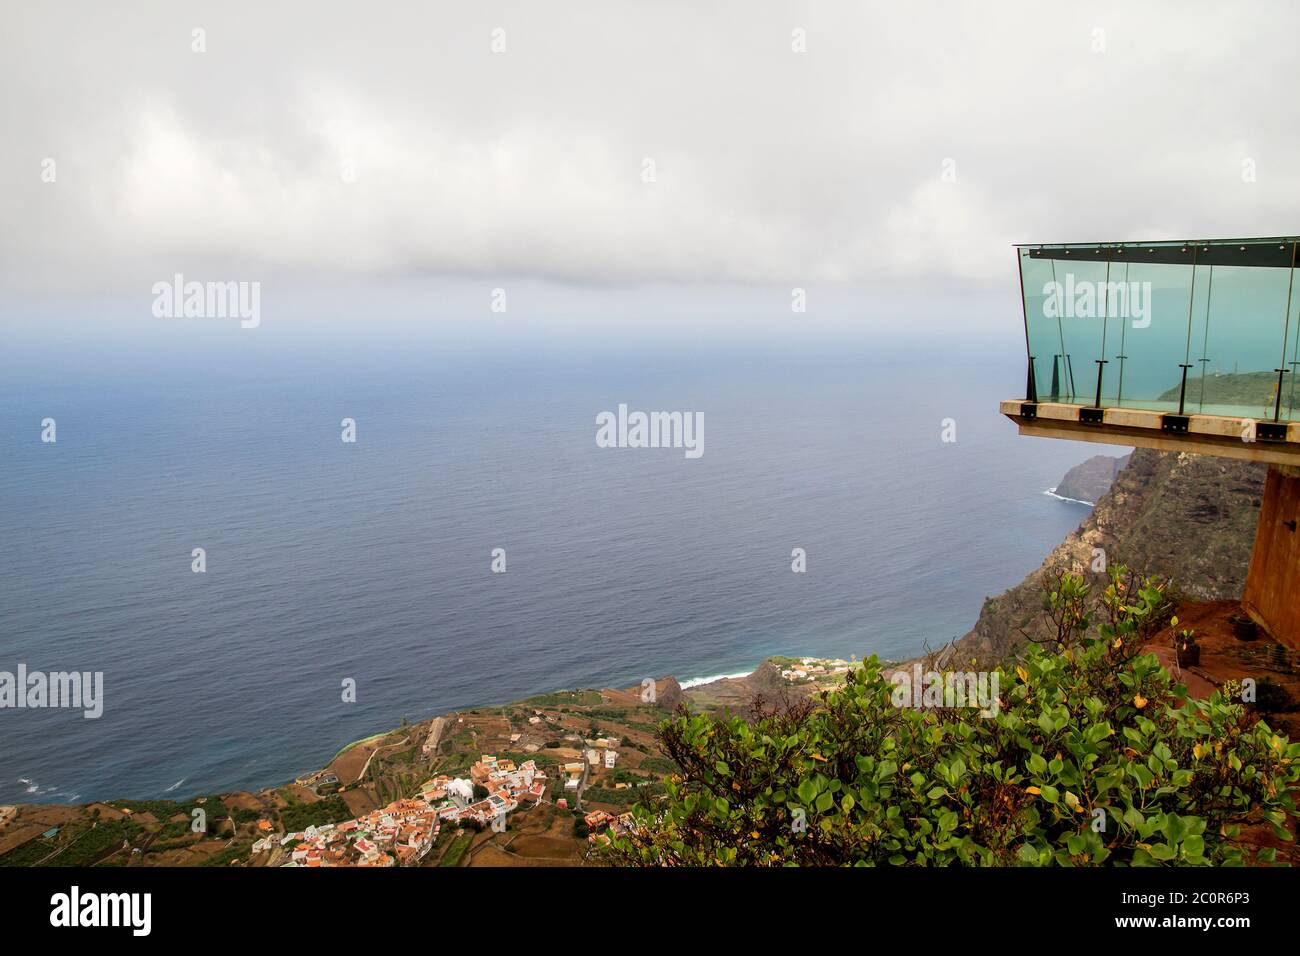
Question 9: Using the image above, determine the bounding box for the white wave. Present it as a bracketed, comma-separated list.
[18, 777, 56, 796]
[164, 777, 186, 793]
[679, 669, 754, 690]
[1043, 487, 1094, 507]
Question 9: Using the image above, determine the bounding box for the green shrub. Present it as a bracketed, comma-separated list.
[603, 570, 1299, 867]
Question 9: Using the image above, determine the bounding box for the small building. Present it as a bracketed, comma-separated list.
[445, 778, 475, 810]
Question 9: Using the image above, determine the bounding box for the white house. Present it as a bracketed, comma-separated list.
[603, 750, 617, 769]
[446, 778, 475, 809]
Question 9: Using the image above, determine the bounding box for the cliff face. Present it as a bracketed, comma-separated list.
[1053, 453, 1129, 504]
[952, 448, 1266, 665]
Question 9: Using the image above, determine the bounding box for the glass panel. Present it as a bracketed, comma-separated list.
[1185, 240, 1293, 420]
[1021, 249, 1110, 404]
[1286, 256, 1300, 420]
[1019, 249, 1062, 401]
[1057, 254, 1110, 405]
[1018, 238, 1300, 423]
[1104, 243, 1196, 413]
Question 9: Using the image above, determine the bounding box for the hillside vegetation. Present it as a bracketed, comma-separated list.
[955, 449, 1265, 666]
[604, 569, 1299, 866]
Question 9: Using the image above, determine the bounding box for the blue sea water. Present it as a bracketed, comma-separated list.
[0, 335, 1106, 804]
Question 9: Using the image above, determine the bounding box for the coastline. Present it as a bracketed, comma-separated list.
[677, 668, 757, 690]
[1043, 486, 1096, 507]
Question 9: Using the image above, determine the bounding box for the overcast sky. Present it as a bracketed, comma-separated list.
[3, 1, 1300, 334]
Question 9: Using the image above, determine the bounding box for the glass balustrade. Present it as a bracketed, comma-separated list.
[1019, 238, 1300, 422]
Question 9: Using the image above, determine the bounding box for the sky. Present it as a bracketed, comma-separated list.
[3, 1, 1300, 344]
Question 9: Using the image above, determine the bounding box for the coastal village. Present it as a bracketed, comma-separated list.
[776, 656, 854, 684]
[251, 666, 868, 867]
[9, 636, 1292, 868]
[0, 659, 873, 869]
[3, 639, 1299, 866]
[0, 677, 687, 868]
[259, 737, 647, 867]
[260, 755, 550, 867]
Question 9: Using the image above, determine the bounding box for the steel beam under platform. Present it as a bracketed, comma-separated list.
[999, 400, 1300, 467]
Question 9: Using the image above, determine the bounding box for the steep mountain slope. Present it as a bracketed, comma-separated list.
[951, 448, 1266, 665]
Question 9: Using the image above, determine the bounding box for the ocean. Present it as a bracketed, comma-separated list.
[0, 335, 1106, 804]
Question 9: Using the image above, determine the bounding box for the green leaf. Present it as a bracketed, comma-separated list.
[1147, 842, 1176, 861]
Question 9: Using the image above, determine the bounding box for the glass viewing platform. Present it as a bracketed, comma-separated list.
[1020, 237, 1300, 421]
[1005, 236, 1300, 649]
[1004, 237, 1300, 465]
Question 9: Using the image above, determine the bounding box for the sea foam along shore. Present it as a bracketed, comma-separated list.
[1044, 486, 1095, 507]
[678, 669, 757, 690]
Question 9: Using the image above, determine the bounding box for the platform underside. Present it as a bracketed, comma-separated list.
[1000, 400, 1300, 467]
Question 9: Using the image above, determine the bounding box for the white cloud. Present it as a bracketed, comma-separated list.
[3, 0, 1300, 298]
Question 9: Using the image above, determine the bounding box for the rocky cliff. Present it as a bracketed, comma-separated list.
[1052, 453, 1130, 504]
[951, 448, 1266, 665]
